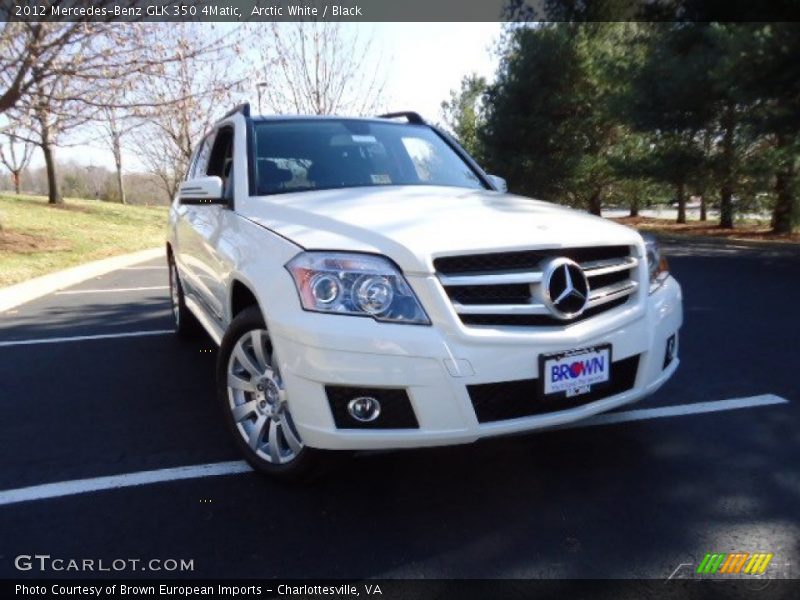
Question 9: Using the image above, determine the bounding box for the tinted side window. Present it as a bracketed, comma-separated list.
[206, 127, 235, 200]
[189, 133, 214, 179]
[206, 127, 233, 178]
[185, 146, 200, 181]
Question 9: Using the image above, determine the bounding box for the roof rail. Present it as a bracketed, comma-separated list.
[377, 111, 425, 124]
[222, 102, 251, 120]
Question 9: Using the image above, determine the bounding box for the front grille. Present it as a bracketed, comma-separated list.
[468, 355, 640, 423]
[460, 296, 628, 327]
[434, 246, 639, 328]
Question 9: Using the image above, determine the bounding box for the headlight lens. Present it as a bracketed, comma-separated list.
[642, 234, 669, 293]
[285, 252, 430, 325]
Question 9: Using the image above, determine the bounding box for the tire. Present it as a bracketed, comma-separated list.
[216, 306, 321, 480]
[168, 256, 200, 339]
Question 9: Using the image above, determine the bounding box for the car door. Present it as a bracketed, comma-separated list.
[183, 126, 236, 323]
[175, 131, 214, 307]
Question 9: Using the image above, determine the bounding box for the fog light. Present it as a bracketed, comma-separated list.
[347, 396, 381, 422]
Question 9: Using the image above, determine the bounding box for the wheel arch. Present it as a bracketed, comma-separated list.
[230, 278, 261, 322]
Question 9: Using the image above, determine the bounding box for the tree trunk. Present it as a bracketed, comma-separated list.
[116, 168, 126, 205]
[772, 161, 796, 235]
[700, 129, 711, 223]
[35, 105, 62, 205]
[629, 195, 639, 218]
[12, 171, 21, 195]
[588, 190, 602, 216]
[719, 187, 734, 229]
[111, 130, 126, 205]
[719, 102, 736, 229]
[676, 181, 686, 224]
[41, 141, 62, 205]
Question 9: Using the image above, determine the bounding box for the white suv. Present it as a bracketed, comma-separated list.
[167, 105, 682, 478]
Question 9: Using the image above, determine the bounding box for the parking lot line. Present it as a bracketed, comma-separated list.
[121, 266, 168, 270]
[0, 462, 252, 507]
[0, 329, 174, 348]
[0, 394, 789, 507]
[54, 286, 169, 295]
[570, 394, 788, 428]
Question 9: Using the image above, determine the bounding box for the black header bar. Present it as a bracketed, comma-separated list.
[2, 0, 800, 23]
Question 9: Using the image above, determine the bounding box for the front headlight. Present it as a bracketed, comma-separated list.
[285, 252, 430, 325]
[642, 234, 669, 293]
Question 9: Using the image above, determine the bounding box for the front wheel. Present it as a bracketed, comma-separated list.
[216, 306, 320, 480]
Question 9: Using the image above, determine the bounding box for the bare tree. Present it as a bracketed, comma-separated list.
[0, 130, 34, 194]
[102, 108, 127, 204]
[0, 21, 92, 115]
[11, 67, 103, 205]
[131, 24, 247, 202]
[257, 22, 386, 115]
[0, 3, 191, 116]
[97, 106, 144, 204]
[2, 17, 235, 205]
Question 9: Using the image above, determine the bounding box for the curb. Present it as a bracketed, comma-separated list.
[0, 247, 165, 313]
[609, 220, 799, 249]
[657, 232, 800, 247]
[653, 233, 800, 255]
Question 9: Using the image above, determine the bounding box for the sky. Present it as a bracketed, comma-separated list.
[26, 22, 503, 172]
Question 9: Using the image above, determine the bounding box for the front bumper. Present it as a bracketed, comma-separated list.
[268, 276, 683, 450]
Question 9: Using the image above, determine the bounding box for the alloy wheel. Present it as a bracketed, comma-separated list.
[226, 329, 304, 464]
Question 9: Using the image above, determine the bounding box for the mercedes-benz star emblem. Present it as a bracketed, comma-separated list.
[540, 258, 590, 319]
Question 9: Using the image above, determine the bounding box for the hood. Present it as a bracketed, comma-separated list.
[241, 185, 643, 274]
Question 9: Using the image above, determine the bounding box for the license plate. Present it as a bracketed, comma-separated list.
[540, 344, 612, 397]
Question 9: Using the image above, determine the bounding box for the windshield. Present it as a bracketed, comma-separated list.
[251, 119, 486, 195]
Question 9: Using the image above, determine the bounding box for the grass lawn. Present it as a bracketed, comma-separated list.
[0, 193, 168, 286]
[612, 216, 800, 244]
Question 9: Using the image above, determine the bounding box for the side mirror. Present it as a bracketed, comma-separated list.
[179, 176, 225, 205]
[487, 174, 508, 193]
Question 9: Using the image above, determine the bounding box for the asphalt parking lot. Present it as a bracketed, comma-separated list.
[0, 238, 798, 580]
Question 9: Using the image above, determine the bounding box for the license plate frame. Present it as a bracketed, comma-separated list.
[539, 344, 613, 399]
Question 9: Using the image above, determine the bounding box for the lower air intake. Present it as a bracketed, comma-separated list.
[467, 355, 640, 423]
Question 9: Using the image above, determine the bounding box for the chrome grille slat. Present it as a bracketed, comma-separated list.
[434, 245, 631, 274]
[451, 302, 550, 315]
[581, 256, 639, 277]
[586, 280, 638, 309]
[438, 271, 543, 286]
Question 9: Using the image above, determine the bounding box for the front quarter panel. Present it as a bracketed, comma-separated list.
[214, 213, 303, 328]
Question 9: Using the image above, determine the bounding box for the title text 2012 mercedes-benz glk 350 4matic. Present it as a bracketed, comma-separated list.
[167, 105, 682, 478]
